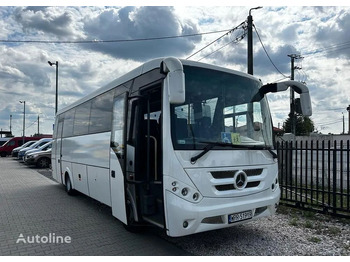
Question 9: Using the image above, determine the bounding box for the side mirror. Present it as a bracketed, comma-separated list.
[252, 80, 312, 116]
[161, 57, 185, 104]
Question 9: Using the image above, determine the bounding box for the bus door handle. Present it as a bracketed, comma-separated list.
[111, 170, 115, 178]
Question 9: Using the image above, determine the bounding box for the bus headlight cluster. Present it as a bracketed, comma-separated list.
[170, 181, 202, 203]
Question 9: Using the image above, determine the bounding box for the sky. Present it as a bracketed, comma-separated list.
[0, 1, 350, 137]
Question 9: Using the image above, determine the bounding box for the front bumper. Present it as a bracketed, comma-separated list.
[164, 186, 280, 237]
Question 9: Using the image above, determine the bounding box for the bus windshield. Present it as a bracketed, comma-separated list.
[171, 66, 273, 150]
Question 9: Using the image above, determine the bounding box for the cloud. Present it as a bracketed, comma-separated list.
[83, 6, 201, 61]
[13, 6, 84, 40]
[254, 44, 297, 77]
[1, 6, 350, 136]
[306, 8, 350, 58]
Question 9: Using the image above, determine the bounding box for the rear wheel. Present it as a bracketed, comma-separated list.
[65, 175, 75, 196]
[0, 152, 7, 157]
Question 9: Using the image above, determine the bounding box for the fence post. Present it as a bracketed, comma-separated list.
[333, 140, 337, 215]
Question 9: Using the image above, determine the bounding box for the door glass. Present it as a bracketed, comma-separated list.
[111, 95, 126, 161]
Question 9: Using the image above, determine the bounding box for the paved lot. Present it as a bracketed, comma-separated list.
[0, 157, 189, 255]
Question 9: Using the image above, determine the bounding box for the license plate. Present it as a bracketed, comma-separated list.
[228, 210, 253, 224]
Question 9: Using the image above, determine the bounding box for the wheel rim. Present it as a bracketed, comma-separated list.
[38, 158, 49, 168]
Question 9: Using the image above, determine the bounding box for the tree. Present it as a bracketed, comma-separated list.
[283, 114, 315, 136]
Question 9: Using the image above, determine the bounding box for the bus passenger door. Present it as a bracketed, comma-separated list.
[54, 118, 64, 184]
[110, 94, 128, 224]
[127, 86, 164, 228]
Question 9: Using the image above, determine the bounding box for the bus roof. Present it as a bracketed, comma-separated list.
[56, 57, 259, 116]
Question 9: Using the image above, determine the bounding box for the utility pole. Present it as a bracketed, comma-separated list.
[288, 54, 303, 139]
[247, 6, 262, 75]
[19, 101, 25, 144]
[37, 115, 40, 135]
[347, 105, 350, 134]
[9, 115, 12, 135]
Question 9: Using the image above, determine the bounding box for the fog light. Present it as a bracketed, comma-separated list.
[193, 193, 199, 201]
[183, 221, 188, 228]
[181, 188, 188, 196]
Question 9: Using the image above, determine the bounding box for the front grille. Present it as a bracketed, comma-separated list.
[211, 169, 263, 192]
[211, 169, 263, 179]
[215, 181, 260, 191]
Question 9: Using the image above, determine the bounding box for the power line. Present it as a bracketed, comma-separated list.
[197, 27, 247, 61]
[186, 21, 246, 60]
[25, 118, 38, 130]
[303, 40, 350, 58]
[0, 28, 233, 44]
[253, 24, 290, 79]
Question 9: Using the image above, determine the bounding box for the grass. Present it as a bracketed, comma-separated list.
[308, 236, 322, 243]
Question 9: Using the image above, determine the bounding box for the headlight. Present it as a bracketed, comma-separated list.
[169, 180, 202, 203]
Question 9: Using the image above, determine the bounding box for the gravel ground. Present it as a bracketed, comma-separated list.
[165, 205, 350, 256]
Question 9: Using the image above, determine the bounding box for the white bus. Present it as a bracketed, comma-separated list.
[51, 57, 312, 237]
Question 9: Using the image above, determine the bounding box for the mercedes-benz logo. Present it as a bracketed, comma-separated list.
[233, 170, 248, 190]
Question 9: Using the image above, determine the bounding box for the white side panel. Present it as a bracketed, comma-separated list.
[88, 166, 111, 206]
[72, 163, 89, 196]
[109, 149, 127, 224]
[61, 132, 110, 168]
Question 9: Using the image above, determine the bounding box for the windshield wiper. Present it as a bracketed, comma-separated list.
[190, 141, 277, 164]
[190, 141, 245, 164]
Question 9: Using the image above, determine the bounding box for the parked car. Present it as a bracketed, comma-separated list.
[18, 138, 52, 160]
[0, 137, 11, 146]
[25, 148, 52, 168]
[0, 136, 45, 157]
[11, 140, 37, 157]
[23, 141, 52, 163]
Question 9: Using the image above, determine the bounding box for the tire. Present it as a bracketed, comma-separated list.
[36, 157, 50, 168]
[1, 152, 7, 157]
[65, 175, 75, 196]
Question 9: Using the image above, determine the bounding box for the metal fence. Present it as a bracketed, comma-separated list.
[276, 140, 350, 218]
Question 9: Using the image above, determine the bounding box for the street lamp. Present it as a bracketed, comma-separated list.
[48, 61, 59, 114]
[19, 101, 25, 144]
